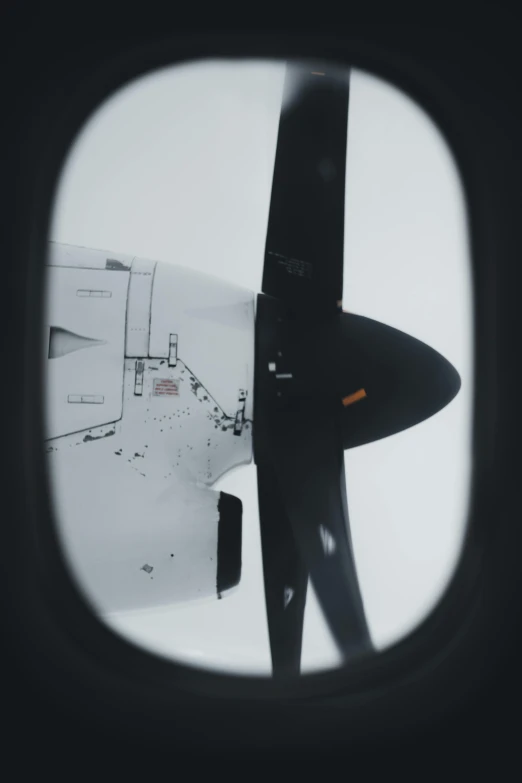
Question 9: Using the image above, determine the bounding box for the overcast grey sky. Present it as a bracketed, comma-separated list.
[49, 59, 473, 675]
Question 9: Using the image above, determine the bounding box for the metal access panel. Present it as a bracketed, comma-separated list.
[45, 266, 130, 439]
[148, 262, 255, 418]
[125, 258, 157, 357]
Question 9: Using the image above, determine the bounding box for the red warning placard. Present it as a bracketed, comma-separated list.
[153, 378, 179, 397]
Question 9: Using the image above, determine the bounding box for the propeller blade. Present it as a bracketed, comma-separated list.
[266, 404, 373, 663]
[262, 62, 350, 318]
[257, 463, 308, 677]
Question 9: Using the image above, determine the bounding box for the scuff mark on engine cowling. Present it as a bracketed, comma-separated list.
[106, 258, 129, 271]
[83, 429, 115, 442]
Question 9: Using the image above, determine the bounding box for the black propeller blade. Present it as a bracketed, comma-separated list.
[265, 405, 372, 663]
[255, 62, 370, 676]
[262, 63, 350, 318]
[257, 462, 308, 677]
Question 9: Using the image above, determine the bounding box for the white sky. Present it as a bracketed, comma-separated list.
[50, 59, 473, 675]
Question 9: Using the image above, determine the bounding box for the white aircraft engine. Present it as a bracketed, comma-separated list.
[44, 242, 255, 614]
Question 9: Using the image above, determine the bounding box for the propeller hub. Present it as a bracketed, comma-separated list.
[254, 294, 461, 460]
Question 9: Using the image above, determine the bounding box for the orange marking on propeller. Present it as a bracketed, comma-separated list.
[342, 388, 367, 407]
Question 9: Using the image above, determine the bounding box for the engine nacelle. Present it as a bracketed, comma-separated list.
[44, 242, 254, 613]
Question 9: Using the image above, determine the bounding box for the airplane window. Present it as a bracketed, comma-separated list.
[45, 59, 473, 677]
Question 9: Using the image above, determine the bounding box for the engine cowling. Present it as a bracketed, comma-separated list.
[44, 242, 254, 613]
